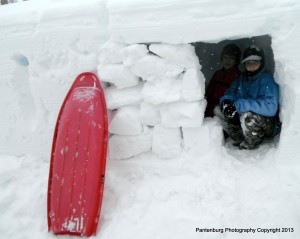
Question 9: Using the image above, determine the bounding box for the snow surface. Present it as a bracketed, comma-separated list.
[1, 0, 300, 238]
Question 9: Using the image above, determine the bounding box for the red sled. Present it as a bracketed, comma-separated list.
[47, 72, 108, 237]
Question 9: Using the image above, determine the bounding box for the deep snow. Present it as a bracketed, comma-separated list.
[1, 0, 300, 239]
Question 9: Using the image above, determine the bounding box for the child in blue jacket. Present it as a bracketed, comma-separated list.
[216, 45, 280, 149]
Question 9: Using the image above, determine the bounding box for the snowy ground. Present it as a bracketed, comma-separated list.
[1, 0, 300, 239]
[1, 137, 300, 239]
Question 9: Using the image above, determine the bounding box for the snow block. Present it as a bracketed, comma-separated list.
[104, 83, 143, 109]
[109, 106, 142, 136]
[130, 54, 184, 82]
[149, 43, 200, 69]
[139, 102, 161, 126]
[152, 125, 181, 158]
[98, 41, 127, 64]
[142, 76, 182, 105]
[109, 130, 152, 160]
[121, 44, 149, 67]
[160, 101, 206, 128]
[182, 68, 205, 102]
[182, 118, 224, 157]
[97, 64, 139, 89]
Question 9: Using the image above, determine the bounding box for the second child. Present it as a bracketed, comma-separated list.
[205, 44, 241, 117]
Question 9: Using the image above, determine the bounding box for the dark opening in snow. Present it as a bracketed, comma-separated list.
[191, 35, 274, 88]
[191, 35, 281, 149]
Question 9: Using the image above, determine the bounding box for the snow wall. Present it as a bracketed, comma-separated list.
[1, 0, 300, 162]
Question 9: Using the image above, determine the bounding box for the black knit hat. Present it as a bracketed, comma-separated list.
[242, 45, 265, 76]
[241, 45, 265, 64]
[221, 44, 241, 63]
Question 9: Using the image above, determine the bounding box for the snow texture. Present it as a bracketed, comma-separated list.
[152, 125, 182, 158]
[104, 82, 143, 109]
[1, 0, 300, 238]
[139, 102, 161, 126]
[97, 64, 139, 89]
[121, 44, 149, 67]
[109, 106, 142, 135]
[130, 54, 184, 82]
[109, 129, 153, 159]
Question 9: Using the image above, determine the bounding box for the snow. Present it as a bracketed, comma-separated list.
[142, 76, 182, 105]
[182, 68, 206, 102]
[149, 43, 200, 69]
[109, 106, 143, 135]
[121, 44, 149, 67]
[152, 125, 182, 158]
[104, 83, 143, 109]
[1, 0, 300, 239]
[140, 102, 161, 126]
[97, 64, 139, 89]
[98, 41, 127, 65]
[130, 54, 184, 82]
[160, 101, 205, 128]
[108, 130, 153, 160]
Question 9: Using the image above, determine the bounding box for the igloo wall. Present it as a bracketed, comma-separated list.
[107, 0, 300, 162]
[97, 42, 207, 159]
[0, 0, 300, 162]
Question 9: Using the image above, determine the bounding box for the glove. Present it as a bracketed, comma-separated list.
[223, 103, 237, 119]
[221, 99, 232, 113]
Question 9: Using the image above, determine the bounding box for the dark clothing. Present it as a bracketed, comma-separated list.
[205, 66, 240, 117]
[215, 106, 275, 149]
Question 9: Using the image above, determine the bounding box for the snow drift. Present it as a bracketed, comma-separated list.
[1, 0, 300, 238]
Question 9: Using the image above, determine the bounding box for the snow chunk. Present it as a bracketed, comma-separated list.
[139, 102, 161, 126]
[152, 125, 181, 158]
[149, 43, 200, 69]
[109, 106, 142, 136]
[182, 69, 205, 102]
[98, 41, 127, 64]
[182, 118, 224, 157]
[130, 54, 184, 82]
[142, 76, 182, 105]
[104, 83, 143, 109]
[97, 64, 139, 89]
[109, 130, 152, 159]
[160, 101, 206, 128]
[121, 44, 149, 67]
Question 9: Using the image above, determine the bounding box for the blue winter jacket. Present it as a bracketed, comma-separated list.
[220, 70, 279, 117]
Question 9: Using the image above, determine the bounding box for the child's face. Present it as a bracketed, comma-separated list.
[245, 61, 261, 72]
[222, 54, 236, 70]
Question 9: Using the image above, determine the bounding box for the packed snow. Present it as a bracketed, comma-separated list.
[1, 0, 300, 239]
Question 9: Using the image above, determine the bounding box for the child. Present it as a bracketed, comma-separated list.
[205, 44, 241, 117]
[217, 45, 280, 149]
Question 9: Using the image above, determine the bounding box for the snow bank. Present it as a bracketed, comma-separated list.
[2, 0, 300, 163]
[152, 125, 182, 158]
[0, 0, 109, 156]
[183, 118, 224, 157]
[1, 0, 300, 238]
[108, 0, 300, 44]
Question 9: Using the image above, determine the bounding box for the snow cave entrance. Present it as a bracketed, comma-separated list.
[192, 35, 280, 150]
[192, 35, 275, 87]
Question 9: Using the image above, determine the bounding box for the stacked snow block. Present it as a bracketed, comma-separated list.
[97, 42, 206, 159]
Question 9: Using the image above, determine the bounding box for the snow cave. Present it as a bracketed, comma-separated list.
[1, 1, 300, 238]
